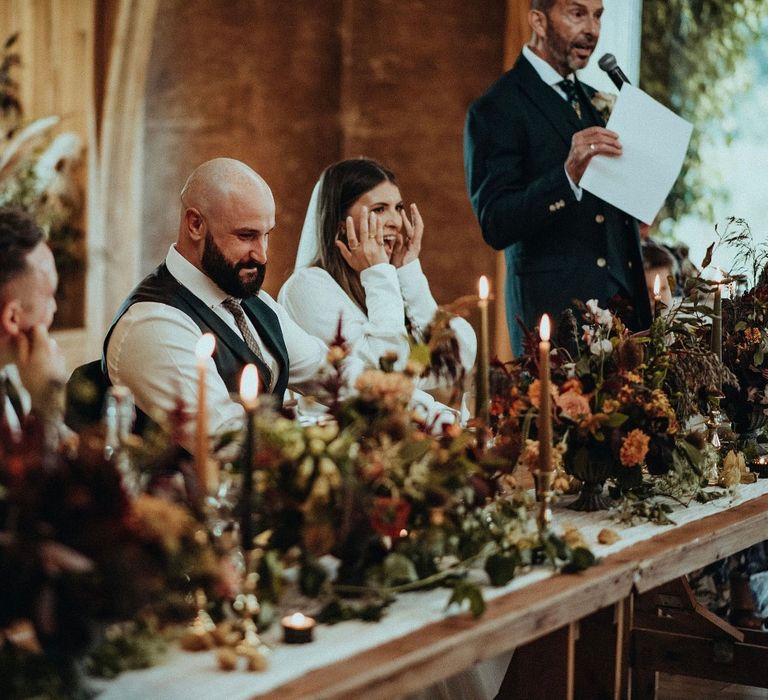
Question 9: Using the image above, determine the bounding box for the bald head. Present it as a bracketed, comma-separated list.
[176, 158, 275, 296]
[180, 157, 273, 224]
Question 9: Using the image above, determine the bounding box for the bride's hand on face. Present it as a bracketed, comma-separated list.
[336, 206, 390, 272]
[391, 203, 423, 269]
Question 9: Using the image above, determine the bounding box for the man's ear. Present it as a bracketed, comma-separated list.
[185, 207, 205, 242]
[0, 299, 23, 337]
[529, 9, 547, 40]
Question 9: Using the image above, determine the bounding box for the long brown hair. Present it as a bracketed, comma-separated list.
[311, 158, 397, 313]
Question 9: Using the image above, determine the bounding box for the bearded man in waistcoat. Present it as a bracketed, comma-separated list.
[104, 158, 354, 447]
[464, 0, 651, 355]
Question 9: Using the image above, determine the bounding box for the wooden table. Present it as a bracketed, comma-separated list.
[99, 482, 768, 700]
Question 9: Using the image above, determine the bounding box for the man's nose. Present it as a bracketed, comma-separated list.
[251, 238, 267, 263]
[586, 14, 600, 37]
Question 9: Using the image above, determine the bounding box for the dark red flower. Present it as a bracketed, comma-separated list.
[370, 497, 411, 539]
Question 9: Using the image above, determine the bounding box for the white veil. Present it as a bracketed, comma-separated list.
[294, 174, 325, 270]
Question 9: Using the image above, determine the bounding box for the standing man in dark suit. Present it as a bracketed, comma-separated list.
[464, 0, 651, 355]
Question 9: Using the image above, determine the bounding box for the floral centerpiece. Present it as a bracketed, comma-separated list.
[491, 294, 726, 512]
[241, 341, 595, 624]
[0, 406, 227, 699]
[716, 218, 768, 445]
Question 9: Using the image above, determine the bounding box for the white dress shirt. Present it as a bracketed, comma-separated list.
[107, 245, 348, 447]
[278, 259, 477, 391]
[523, 44, 585, 201]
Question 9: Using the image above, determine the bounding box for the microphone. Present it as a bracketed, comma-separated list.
[598, 53, 630, 90]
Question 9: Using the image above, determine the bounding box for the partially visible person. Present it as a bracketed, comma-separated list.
[464, 0, 651, 355]
[0, 208, 66, 436]
[642, 239, 680, 309]
[278, 158, 477, 401]
[104, 158, 361, 450]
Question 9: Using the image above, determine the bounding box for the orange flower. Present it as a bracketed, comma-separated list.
[528, 379, 559, 410]
[619, 429, 650, 467]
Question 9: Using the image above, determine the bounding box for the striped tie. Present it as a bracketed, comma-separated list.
[221, 298, 273, 391]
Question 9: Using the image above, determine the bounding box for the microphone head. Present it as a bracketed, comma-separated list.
[598, 53, 618, 72]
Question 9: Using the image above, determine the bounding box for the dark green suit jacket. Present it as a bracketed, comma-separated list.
[464, 53, 651, 355]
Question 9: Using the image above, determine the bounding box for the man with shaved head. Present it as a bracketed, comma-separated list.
[104, 158, 349, 446]
[0, 208, 66, 436]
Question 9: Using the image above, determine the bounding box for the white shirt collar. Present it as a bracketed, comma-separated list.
[523, 44, 575, 87]
[165, 244, 233, 309]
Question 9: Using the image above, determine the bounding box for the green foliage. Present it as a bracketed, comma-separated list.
[446, 580, 486, 619]
[86, 620, 168, 679]
[640, 1, 768, 226]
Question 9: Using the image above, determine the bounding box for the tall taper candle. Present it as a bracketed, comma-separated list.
[711, 269, 722, 392]
[653, 273, 661, 317]
[239, 364, 259, 551]
[195, 334, 216, 500]
[538, 314, 553, 473]
[476, 276, 490, 424]
[711, 270, 722, 362]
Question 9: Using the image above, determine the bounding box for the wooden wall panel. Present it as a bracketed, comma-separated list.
[141, 0, 344, 292]
[338, 0, 504, 315]
[141, 0, 507, 316]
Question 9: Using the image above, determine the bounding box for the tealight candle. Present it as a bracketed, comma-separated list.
[195, 334, 216, 500]
[239, 364, 259, 551]
[282, 612, 316, 644]
[475, 276, 490, 424]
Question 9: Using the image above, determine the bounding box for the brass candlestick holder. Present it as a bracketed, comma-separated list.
[532, 469, 556, 531]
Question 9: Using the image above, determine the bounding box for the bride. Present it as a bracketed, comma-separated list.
[278, 157, 476, 398]
[280, 158, 506, 697]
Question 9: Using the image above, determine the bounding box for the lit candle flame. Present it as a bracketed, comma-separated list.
[290, 612, 307, 626]
[240, 363, 259, 408]
[653, 274, 661, 298]
[399, 528, 408, 538]
[540, 313, 551, 342]
[195, 333, 215, 366]
[479, 275, 489, 301]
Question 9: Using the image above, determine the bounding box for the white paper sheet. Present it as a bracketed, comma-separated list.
[580, 84, 693, 224]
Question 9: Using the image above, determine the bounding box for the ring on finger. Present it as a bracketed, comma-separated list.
[590, 143, 596, 151]
[349, 242, 359, 250]
[368, 234, 377, 240]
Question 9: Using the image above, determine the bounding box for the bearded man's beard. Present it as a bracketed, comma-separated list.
[202, 233, 266, 298]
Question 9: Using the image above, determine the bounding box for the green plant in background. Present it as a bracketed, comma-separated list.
[640, 0, 768, 228]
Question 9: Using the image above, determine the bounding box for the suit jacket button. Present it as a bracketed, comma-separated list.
[596, 257, 607, 268]
[628, 260, 633, 269]
[595, 214, 605, 224]
[549, 204, 556, 212]
[559, 199, 565, 207]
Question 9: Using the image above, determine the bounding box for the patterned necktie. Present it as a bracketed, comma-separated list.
[221, 297, 273, 392]
[558, 79, 582, 121]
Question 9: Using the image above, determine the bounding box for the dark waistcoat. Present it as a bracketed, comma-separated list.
[102, 264, 289, 406]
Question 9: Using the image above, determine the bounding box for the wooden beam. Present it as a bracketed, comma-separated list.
[632, 628, 768, 688]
